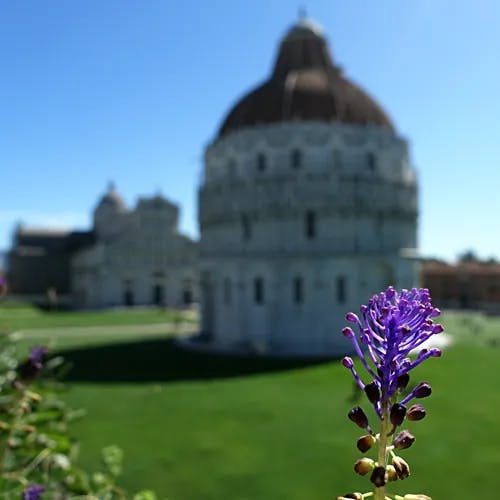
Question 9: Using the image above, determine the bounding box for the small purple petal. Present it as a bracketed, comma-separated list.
[23, 484, 45, 500]
[29, 346, 49, 364]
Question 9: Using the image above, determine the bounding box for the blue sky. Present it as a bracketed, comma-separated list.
[2, 0, 500, 262]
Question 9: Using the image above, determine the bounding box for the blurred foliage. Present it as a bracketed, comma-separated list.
[0, 332, 156, 499]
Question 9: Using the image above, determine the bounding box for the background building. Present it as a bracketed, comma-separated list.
[8, 185, 198, 309]
[7, 228, 94, 305]
[422, 259, 500, 313]
[73, 185, 198, 308]
[198, 18, 419, 356]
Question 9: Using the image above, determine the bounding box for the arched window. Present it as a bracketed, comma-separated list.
[336, 276, 346, 304]
[123, 280, 134, 307]
[293, 276, 304, 304]
[291, 149, 302, 168]
[257, 153, 266, 172]
[152, 284, 164, 305]
[254, 277, 264, 304]
[367, 152, 377, 171]
[242, 214, 251, 241]
[223, 277, 232, 304]
[305, 210, 316, 239]
[182, 278, 193, 305]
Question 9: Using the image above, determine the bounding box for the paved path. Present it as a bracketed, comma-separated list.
[12, 321, 198, 339]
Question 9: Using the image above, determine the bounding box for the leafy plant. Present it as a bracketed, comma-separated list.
[0, 333, 156, 499]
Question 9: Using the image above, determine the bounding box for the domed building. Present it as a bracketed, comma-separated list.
[198, 18, 419, 356]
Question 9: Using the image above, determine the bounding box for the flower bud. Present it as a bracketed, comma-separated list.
[370, 466, 387, 487]
[342, 356, 354, 368]
[392, 455, 411, 479]
[414, 382, 432, 398]
[354, 457, 375, 476]
[348, 406, 369, 429]
[396, 373, 410, 389]
[20, 401, 31, 414]
[390, 403, 407, 427]
[429, 347, 442, 357]
[336, 494, 363, 500]
[386, 464, 398, 482]
[357, 434, 376, 452]
[364, 381, 380, 404]
[7, 438, 20, 449]
[346, 312, 359, 323]
[342, 327, 355, 338]
[430, 306, 441, 317]
[407, 404, 426, 421]
[393, 430, 415, 450]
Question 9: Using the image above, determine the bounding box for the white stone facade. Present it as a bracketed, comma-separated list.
[198, 122, 419, 356]
[72, 190, 198, 309]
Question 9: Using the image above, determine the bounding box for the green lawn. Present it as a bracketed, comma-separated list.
[0, 302, 185, 331]
[4, 306, 500, 499]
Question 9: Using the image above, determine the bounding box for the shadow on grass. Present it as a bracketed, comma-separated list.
[56, 338, 333, 383]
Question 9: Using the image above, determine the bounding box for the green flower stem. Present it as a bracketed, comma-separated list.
[21, 448, 51, 477]
[375, 404, 389, 500]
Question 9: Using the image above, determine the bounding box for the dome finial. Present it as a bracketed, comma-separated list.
[298, 5, 307, 20]
[107, 180, 116, 193]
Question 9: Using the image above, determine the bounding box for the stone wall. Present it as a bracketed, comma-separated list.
[199, 121, 419, 356]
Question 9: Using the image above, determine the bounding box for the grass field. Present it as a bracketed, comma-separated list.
[2, 304, 500, 499]
[0, 301, 183, 331]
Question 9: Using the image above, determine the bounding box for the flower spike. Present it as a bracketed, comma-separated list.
[338, 287, 442, 500]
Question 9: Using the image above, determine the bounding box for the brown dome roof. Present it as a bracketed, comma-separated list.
[218, 19, 394, 138]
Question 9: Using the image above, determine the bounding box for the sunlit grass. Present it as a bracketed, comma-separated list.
[61, 343, 500, 500]
[4, 307, 500, 499]
[0, 303, 180, 331]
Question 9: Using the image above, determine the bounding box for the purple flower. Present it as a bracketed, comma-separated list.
[28, 346, 49, 365]
[19, 346, 49, 380]
[342, 287, 443, 418]
[23, 483, 44, 500]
